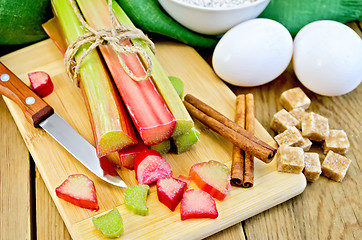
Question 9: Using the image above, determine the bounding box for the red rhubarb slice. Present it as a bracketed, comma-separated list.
[55, 174, 99, 211]
[118, 134, 147, 170]
[28, 71, 54, 98]
[157, 177, 187, 211]
[180, 189, 218, 220]
[99, 156, 119, 177]
[189, 160, 231, 201]
[177, 175, 191, 187]
[134, 149, 172, 185]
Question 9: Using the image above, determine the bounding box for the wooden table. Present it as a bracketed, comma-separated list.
[1, 21, 361, 240]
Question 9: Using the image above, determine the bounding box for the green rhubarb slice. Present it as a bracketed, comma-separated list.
[51, 0, 137, 157]
[149, 139, 171, 155]
[168, 76, 184, 98]
[112, 1, 194, 137]
[92, 208, 124, 238]
[124, 184, 150, 216]
[173, 127, 200, 154]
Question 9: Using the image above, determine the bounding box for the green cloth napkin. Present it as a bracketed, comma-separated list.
[259, 0, 362, 36]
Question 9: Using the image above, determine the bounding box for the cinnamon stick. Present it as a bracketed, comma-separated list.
[231, 95, 246, 186]
[183, 94, 276, 163]
[243, 93, 255, 188]
[184, 94, 275, 152]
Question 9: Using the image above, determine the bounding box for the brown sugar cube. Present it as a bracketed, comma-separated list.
[303, 153, 321, 182]
[300, 137, 312, 152]
[289, 108, 306, 129]
[322, 130, 350, 154]
[275, 127, 304, 147]
[321, 151, 351, 182]
[301, 112, 329, 142]
[270, 109, 299, 133]
[280, 87, 311, 111]
[277, 145, 304, 174]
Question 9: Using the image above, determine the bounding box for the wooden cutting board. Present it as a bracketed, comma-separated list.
[0, 39, 306, 240]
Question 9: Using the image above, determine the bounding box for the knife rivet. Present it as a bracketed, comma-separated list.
[1, 74, 10, 82]
[25, 97, 35, 105]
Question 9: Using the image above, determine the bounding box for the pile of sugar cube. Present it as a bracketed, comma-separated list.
[270, 87, 352, 182]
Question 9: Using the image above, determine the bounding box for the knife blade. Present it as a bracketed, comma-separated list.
[0, 62, 127, 188]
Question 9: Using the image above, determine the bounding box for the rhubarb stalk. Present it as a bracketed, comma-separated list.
[50, 0, 137, 157]
[76, 0, 176, 145]
[112, 0, 194, 137]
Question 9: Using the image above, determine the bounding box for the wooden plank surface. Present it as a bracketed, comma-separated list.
[0, 95, 32, 239]
[35, 167, 71, 240]
[0, 39, 305, 239]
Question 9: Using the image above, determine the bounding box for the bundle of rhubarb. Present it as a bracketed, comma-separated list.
[43, 0, 197, 168]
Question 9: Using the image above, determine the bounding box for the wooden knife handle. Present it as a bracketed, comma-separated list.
[0, 62, 54, 128]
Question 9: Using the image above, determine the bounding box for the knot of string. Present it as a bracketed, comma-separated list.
[64, 0, 156, 86]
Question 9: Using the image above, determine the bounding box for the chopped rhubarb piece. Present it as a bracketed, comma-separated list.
[99, 156, 119, 177]
[76, 0, 176, 146]
[124, 184, 150, 216]
[55, 174, 99, 211]
[177, 175, 191, 187]
[173, 127, 200, 154]
[134, 149, 172, 185]
[189, 160, 231, 201]
[149, 139, 171, 155]
[157, 177, 187, 211]
[28, 71, 54, 98]
[92, 208, 124, 238]
[180, 189, 218, 220]
[118, 135, 147, 170]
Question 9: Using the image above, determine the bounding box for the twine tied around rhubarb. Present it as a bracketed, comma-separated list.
[64, 0, 156, 86]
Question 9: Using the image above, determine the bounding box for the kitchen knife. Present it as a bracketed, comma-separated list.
[0, 62, 127, 188]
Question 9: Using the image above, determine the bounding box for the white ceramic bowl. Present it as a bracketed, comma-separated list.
[158, 0, 271, 35]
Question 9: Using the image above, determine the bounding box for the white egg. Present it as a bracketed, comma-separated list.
[212, 18, 293, 87]
[293, 20, 362, 96]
